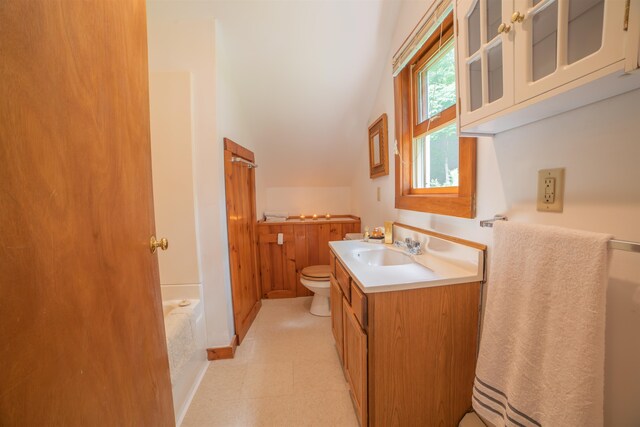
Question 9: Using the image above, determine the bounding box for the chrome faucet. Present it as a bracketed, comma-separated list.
[394, 237, 423, 255]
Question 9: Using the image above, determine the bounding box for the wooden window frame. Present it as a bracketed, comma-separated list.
[394, 11, 477, 218]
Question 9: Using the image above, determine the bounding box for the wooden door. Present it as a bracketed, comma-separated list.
[343, 300, 368, 426]
[223, 138, 261, 344]
[330, 277, 345, 364]
[0, 1, 174, 425]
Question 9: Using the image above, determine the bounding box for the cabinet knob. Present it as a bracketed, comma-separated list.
[498, 23, 511, 34]
[511, 11, 525, 23]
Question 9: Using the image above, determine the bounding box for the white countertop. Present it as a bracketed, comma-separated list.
[329, 239, 484, 294]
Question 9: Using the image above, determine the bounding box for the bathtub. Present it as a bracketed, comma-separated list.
[162, 298, 207, 426]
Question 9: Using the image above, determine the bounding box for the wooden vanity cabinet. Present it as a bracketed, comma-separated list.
[330, 249, 481, 426]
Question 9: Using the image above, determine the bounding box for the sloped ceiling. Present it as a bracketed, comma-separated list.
[149, 1, 402, 187]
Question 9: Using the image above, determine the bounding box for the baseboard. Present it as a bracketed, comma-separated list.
[206, 335, 238, 361]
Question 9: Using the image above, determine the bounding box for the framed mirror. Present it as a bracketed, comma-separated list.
[368, 113, 389, 179]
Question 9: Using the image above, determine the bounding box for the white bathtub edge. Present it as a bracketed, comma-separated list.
[175, 358, 208, 427]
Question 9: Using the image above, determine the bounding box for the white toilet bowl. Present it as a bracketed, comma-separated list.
[300, 265, 331, 317]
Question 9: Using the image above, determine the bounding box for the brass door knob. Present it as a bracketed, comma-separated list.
[511, 11, 525, 23]
[150, 236, 169, 253]
[498, 23, 511, 34]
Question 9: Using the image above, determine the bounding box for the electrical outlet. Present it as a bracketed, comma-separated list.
[543, 177, 555, 203]
[376, 187, 381, 202]
[537, 168, 564, 212]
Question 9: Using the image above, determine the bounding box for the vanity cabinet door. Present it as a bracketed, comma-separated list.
[330, 276, 344, 364]
[343, 299, 368, 427]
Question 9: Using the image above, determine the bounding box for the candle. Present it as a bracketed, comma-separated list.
[325, 213, 331, 219]
[312, 214, 318, 220]
[300, 214, 305, 220]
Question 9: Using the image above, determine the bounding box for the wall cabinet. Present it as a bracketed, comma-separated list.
[256, 217, 360, 298]
[457, 0, 640, 134]
[329, 251, 481, 426]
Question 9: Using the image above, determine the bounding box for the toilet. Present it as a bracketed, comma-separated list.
[300, 265, 331, 316]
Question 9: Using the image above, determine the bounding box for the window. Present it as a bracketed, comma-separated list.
[394, 10, 476, 218]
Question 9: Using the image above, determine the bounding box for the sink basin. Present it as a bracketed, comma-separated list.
[351, 249, 413, 266]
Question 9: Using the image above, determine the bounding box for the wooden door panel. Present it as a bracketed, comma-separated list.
[0, 1, 174, 424]
[330, 277, 344, 364]
[343, 299, 368, 426]
[223, 140, 261, 343]
[294, 225, 312, 296]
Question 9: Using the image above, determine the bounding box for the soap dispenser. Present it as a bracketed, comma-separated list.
[384, 221, 393, 244]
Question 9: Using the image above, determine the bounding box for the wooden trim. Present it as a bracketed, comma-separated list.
[256, 214, 361, 226]
[224, 137, 255, 163]
[413, 104, 457, 140]
[207, 335, 239, 361]
[394, 222, 487, 251]
[410, 185, 458, 195]
[394, 10, 477, 219]
[411, 27, 455, 136]
[368, 113, 389, 179]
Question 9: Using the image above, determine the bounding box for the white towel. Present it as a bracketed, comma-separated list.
[473, 222, 611, 427]
[263, 211, 288, 219]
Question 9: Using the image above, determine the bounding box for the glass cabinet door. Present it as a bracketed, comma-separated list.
[513, 0, 627, 103]
[457, 0, 515, 127]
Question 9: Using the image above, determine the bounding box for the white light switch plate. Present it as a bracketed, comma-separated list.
[537, 168, 564, 213]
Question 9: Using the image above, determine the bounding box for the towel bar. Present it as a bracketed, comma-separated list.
[479, 215, 640, 253]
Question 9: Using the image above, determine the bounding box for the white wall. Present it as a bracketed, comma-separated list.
[351, 1, 640, 424]
[147, 12, 239, 348]
[149, 71, 201, 286]
[262, 187, 352, 217]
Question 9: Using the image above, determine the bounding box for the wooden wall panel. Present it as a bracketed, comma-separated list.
[294, 225, 311, 296]
[257, 225, 296, 298]
[318, 224, 331, 265]
[257, 218, 360, 298]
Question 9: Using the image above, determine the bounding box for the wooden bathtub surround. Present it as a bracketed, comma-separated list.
[0, 1, 175, 424]
[207, 335, 239, 361]
[256, 216, 360, 298]
[330, 234, 483, 426]
[224, 138, 262, 344]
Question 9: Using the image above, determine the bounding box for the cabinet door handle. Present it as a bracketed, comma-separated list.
[498, 23, 512, 34]
[511, 11, 525, 23]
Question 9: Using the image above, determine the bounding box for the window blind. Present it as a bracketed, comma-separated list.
[392, 0, 453, 77]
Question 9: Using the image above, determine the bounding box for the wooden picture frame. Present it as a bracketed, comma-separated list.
[368, 113, 389, 179]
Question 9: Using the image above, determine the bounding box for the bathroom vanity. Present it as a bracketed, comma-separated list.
[329, 223, 486, 426]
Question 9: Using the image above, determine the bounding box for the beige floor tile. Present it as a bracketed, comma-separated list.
[293, 359, 348, 393]
[243, 396, 296, 427]
[181, 397, 246, 427]
[182, 297, 356, 426]
[291, 390, 359, 427]
[240, 361, 294, 398]
[194, 363, 248, 401]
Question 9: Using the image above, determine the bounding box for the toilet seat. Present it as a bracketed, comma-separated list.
[300, 265, 331, 282]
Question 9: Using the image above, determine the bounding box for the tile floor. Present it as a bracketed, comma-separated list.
[182, 297, 358, 427]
